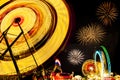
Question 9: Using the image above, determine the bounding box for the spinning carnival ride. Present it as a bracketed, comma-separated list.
[0, 0, 71, 79]
[82, 45, 112, 79]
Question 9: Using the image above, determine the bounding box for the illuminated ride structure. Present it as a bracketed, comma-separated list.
[0, 0, 71, 79]
[94, 46, 111, 79]
[82, 45, 112, 80]
[0, 18, 36, 79]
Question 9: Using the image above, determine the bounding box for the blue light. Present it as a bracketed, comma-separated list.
[94, 50, 104, 79]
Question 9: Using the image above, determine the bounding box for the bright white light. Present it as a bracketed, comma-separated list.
[67, 49, 84, 65]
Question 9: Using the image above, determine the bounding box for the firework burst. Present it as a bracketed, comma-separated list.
[76, 23, 106, 45]
[96, 1, 118, 26]
[67, 49, 84, 65]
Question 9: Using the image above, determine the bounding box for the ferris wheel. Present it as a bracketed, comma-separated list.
[0, 0, 71, 79]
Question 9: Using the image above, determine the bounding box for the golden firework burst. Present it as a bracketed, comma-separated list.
[76, 23, 106, 45]
[96, 1, 118, 26]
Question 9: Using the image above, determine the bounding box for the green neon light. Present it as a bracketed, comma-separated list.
[100, 45, 111, 76]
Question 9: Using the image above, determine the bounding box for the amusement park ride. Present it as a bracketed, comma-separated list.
[0, 17, 41, 79]
[0, 17, 23, 79]
[0, 0, 70, 79]
[0, 0, 120, 80]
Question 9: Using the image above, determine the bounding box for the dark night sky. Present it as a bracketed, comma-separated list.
[57, 0, 120, 75]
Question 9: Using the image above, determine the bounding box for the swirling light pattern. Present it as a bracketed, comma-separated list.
[0, 0, 54, 59]
[82, 59, 99, 76]
[0, 0, 70, 76]
[76, 23, 106, 45]
[96, 1, 118, 26]
[67, 49, 84, 65]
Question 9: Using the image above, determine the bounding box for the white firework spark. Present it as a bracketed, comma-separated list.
[67, 49, 84, 65]
[96, 1, 118, 26]
[76, 23, 106, 45]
